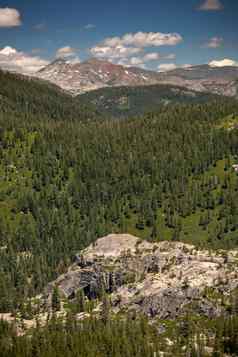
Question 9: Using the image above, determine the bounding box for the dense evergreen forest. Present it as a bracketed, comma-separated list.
[0, 70, 100, 121]
[0, 308, 238, 356]
[0, 70, 238, 355]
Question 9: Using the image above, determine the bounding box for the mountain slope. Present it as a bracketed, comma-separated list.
[0, 95, 238, 313]
[0, 75, 238, 354]
[77, 83, 221, 117]
[36, 58, 161, 95]
[158, 65, 238, 97]
[0, 69, 99, 121]
[36, 58, 238, 98]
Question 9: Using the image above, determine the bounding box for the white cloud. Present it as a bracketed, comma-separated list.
[0, 7, 21, 27]
[198, 0, 223, 11]
[115, 57, 146, 69]
[84, 24, 96, 30]
[158, 63, 193, 72]
[116, 58, 129, 66]
[114, 52, 162, 68]
[0, 46, 17, 56]
[102, 31, 183, 48]
[34, 23, 46, 31]
[165, 53, 176, 60]
[181, 64, 193, 69]
[0, 46, 49, 74]
[158, 63, 177, 72]
[205, 37, 223, 48]
[91, 47, 177, 71]
[90, 32, 181, 68]
[67, 57, 81, 64]
[129, 57, 144, 66]
[209, 58, 238, 67]
[144, 53, 175, 61]
[91, 45, 142, 59]
[143, 52, 161, 61]
[56, 46, 77, 58]
[130, 53, 163, 64]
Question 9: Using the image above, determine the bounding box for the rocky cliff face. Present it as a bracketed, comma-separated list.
[44, 234, 238, 319]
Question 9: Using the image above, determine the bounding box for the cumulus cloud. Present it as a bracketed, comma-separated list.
[157, 63, 193, 72]
[90, 32, 181, 67]
[198, 0, 223, 11]
[34, 23, 46, 31]
[0, 46, 17, 56]
[56, 46, 77, 58]
[158, 63, 178, 72]
[165, 53, 176, 60]
[91, 44, 142, 59]
[84, 24, 96, 30]
[134, 53, 173, 64]
[115, 57, 145, 69]
[114, 52, 175, 68]
[0, 7, 21, 27]
[182, 64, 193, 69]
[126, 53, 174, 64]
[0, 46, 49, 74]
[209, 58, 238, 67]
[101, 31, 183, 48]
[128, 57, 145, 66]
[143, 52, 161, 61]
[205, 37, 223, 48]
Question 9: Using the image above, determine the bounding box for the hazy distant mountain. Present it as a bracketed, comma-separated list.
[36, 58, 238, 98]
[157, 64, 238, 98]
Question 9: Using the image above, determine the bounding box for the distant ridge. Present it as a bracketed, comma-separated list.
[35, 57, 238, 98]
[77, 83, 222, 117]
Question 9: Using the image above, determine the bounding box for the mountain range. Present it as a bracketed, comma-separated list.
[1, 68, 231, 120]
[36, 58, 238, 98]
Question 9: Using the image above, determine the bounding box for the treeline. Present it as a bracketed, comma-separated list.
[0, 302, 238, 356]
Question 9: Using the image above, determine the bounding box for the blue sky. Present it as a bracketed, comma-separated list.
[0, 0, 237, 73]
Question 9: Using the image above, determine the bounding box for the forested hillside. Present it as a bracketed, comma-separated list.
[0, 71, 238, 355]
[0, 70, 99, 121]
[77, 84, 220, 117]
[0, 76, 238, 310]
[1, 311, 238, 356]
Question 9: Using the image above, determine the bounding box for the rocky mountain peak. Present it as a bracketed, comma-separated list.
[35, 57, 160, 95]
[49, 57, 68, 65]
[38, 57, 68, 71]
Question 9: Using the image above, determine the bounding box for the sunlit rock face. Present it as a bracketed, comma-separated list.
[43, 233, 238, 319]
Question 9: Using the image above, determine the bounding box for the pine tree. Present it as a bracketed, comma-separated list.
[51, 286, 61, 312]
[75, 289, 85, 313]
[101, 293, 110, 324]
